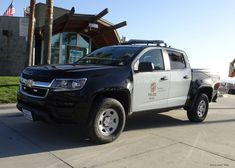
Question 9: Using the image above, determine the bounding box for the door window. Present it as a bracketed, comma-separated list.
[139, 49, 165, 70]
[168, 51, 186, 70]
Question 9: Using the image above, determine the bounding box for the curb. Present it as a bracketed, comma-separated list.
[0, 103, 16, 110]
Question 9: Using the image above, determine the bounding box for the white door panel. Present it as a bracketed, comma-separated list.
[168, 96, 188, 107]
[168, 68, 191, 107]
[132, 71, 170, 112]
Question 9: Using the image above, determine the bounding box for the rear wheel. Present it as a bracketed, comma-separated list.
[187, 93, 209, 122]
[88, 98, 126, 144]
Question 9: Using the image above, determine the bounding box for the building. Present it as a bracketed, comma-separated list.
[0, 3, 126, 76]
[0, 16, 28, 76]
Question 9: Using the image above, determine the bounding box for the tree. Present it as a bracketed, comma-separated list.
[43, 0, 53, 65]
[25, 0, 36, 67]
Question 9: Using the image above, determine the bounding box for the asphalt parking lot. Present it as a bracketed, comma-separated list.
[0, 95, 235, 168]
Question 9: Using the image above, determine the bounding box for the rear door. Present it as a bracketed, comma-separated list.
[166, 50, 192, 107]
[132, 48, 170, 112]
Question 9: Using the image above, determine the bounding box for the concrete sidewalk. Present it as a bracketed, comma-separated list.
[0, 103, 16, 110]
[0, 96, 235, 168]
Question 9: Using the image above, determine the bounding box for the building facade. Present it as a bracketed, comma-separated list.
[0, 3, 126, 76]
[34, 3, 126, 65]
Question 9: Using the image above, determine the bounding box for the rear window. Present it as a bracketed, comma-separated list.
[168, 51, 186, 70]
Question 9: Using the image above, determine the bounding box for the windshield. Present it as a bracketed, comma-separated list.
[75, 46, 141, 66]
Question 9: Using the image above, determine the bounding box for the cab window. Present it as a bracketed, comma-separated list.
[168, 51, 186, 70]
[139, 49, 165, 70]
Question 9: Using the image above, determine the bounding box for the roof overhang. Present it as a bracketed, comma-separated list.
[36, 8, 127, 47]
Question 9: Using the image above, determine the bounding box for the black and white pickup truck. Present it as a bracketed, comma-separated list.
[17, 40, 213, 143]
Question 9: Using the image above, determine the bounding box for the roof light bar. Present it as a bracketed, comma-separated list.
[121, 39, 167, 47]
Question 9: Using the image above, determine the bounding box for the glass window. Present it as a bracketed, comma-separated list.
[168, 51, 186, 70]
[62, 32, 77, 46]
[67, 47, 87, 64]
[61, 32, 78, 64]
[51, 34, 60, 64]
[78, 35, 90, 53]
[139, 49, 165, 70]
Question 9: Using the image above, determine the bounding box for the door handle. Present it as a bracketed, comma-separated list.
[183, 75, 189, 79]
[161, 76, 168, 81]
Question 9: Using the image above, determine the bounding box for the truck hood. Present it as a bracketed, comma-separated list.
[22, 64, 121, 82]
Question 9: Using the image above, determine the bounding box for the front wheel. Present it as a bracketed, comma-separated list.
[187, 93, 209, 122]
[88, 98, 126, 144]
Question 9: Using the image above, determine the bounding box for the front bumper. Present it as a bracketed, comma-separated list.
[17, 90, 91, 124]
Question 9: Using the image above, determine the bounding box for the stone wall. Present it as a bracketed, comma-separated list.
[0, 16, 28, 76]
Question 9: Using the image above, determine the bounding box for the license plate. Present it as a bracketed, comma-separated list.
[22, 109, 33, 121]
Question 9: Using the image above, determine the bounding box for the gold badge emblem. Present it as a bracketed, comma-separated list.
[150, 82, 157, 93]
[148, 82, 157, 97]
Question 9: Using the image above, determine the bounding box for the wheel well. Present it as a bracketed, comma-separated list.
[92, 91, 131, 116]
[199, 87, 213, 102]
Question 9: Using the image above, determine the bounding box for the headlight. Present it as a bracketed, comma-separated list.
[51, 78, 87, 91]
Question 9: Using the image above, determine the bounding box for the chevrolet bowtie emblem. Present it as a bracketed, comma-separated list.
[25, 79, 34, 88]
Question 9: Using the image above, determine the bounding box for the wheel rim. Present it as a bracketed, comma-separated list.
[98, 109, 119, 136]
[197, 100, 206, 118]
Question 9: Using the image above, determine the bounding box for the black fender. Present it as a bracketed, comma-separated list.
[184, 79, 213, 110]
[90, 87, 132, 116]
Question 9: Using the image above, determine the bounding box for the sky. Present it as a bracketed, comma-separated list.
[1, 0, 235, 79]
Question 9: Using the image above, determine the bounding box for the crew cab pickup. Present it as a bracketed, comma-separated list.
[17, 40, 213, 143]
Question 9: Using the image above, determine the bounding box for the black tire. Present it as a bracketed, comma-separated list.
[187, 93, 209, 122]
[88, 98, 126, 144]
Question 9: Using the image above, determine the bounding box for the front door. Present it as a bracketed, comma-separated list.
[132, 49, 170, 112]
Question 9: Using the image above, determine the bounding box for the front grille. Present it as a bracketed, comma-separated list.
[21, 84, 48, 98]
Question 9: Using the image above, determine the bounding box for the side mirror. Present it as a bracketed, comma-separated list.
[138, 62, 154, 72]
